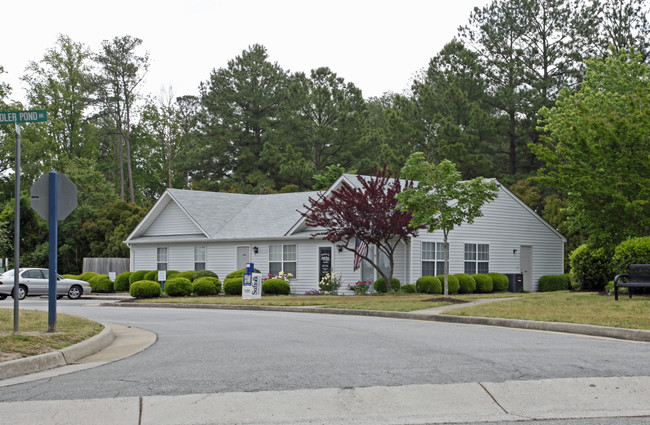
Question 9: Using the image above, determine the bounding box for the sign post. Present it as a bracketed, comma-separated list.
[31, 171, 77, 332]
[2, 109, 48, 332]
[242, 263, 261, 299]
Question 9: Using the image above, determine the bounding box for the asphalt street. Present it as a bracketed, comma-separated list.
[0, 298, 649, 424]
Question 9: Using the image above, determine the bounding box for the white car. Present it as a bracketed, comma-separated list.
[0, 268, 92, 300]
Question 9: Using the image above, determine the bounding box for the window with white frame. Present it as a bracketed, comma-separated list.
[269, 244, 297, 277]
[422, 242, 446, 276]
[464, 243, 489, 274]
[157, 247, 168, 271]
[360, 245, 390, 283]
[194, 246, 206, 271]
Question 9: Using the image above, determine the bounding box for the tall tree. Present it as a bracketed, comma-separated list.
[301, 170, 423, 292]
[95, 35, 149, 202]
[590, 0, 650, 61]
[198, 44, 287, 192]
[391, 41, 497, 179]
[267, 67, 368, 188]
[397, 152, 498, 297]
[175, 95, 201, 189]
[531, 50, 650, 248]
[22, 34, 96, 165]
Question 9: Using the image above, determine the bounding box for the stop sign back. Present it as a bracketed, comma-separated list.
[30, 172, 78, 220]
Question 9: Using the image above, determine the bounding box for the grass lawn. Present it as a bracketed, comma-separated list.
[135, 293, 518, 312]
[136, 291, 650, 330]
[444, 291, 650, 330]
[0, 309, 103, 362]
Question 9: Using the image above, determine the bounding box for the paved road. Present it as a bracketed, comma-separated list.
[1, 298, 648, 404]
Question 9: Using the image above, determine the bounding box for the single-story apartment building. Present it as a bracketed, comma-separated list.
[124, 174, 566, 292]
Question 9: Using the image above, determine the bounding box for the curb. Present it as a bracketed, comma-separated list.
[0, 324, 115, 381]
[109, 302, 650, 343]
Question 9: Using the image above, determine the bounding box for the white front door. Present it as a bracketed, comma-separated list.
[236, 246, 250, 271]
[520, 245, 533, 291]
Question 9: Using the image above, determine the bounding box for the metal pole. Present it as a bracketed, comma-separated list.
[48, 171, 58, 332]
[13, 122, 21, 332]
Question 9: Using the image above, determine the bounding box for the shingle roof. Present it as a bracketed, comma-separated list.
[166, 188, 319, 240]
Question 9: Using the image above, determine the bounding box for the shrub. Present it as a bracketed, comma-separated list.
[472, 274, 493, 293]
[488, 273, 509, 292]
[416, 276, 442, 294]
[374, 277, 401, 293]
[164, 278, 193, 297]
[193, 270, 219, 280]
[144, 270, 158, 281]
[114, 272, 132, 292]
[437, 275, 460, 294]
[61, 274, 79, 279]
[319, 273, 342, 294]
[79, 272, 101, 282]
[347, 280, 372, 295]
[193, 277, 221, 296]
[175, 270, 196, 282]
[611, 237, 650, 275]
[225, 268, 260, 279]
[130, 280, 161, 298]
[538, 274, 570, 292]
[455, 273, 477, 293]
[401, 284, 417, 293]
[569, 245, 612, 290]
[129, 270, 149, 284]
[223, 279, 242, 295]
[166, 270, 180, 279]
[262, 278, 291, 295]
[89, 275, 114, 293]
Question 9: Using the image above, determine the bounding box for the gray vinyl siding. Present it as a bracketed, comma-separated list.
[144, 202, 203, 237]
[410, 187, 565, 291]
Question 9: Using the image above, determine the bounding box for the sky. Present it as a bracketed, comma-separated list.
[2, 0, 490, 104]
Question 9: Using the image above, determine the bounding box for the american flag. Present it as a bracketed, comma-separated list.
[353, 237, 368, 271]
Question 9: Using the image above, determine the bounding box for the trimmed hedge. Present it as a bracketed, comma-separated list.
[401, 284, 417, 293]
[262, 278, 291, 295]
[193, 277, 220, 296]
[89, 275, 114, 293]
[612, 237, 650, 275]
[472, 274, 493, 293]
[175, 270, 196, 281]
[374, 277, 401, 293]
[416, 276, 442, 294]
[130, 280, 161, 298]
[79, 272, 101, 282]
[437, 275, 460, 294]
[193, 270, 219, 280]
[538, 274, 571, 292]
[455, 273, 477, 293]
[129, 270, 149, 284]
[569, 244, 612, 290]
[488, 273, 509, 292]
[114, 272, 132, 292]
[164, 278, 193, 297]
[223, 279, 242, 295]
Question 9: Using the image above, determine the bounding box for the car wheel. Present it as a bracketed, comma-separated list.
[0, 294, 6, 300]
[67, 285, 82, 300]
[12, 285, 27, 300]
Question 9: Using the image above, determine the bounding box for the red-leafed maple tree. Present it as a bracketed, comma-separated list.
[300, 168, 423, 292]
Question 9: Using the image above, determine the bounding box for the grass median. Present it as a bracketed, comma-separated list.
[0, 309, 103, 363]
[135, 291, 649, 330]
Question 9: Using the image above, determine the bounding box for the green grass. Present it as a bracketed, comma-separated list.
[444, 291, 650, 330]
[0, 309, 104, 360]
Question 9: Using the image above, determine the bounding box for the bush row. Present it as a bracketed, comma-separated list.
[415, 273, 508, 295]
[130, 276, 223, 298]
[570, 237, 650, 291]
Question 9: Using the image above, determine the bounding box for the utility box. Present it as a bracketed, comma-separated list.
[505, 273, 524, 292]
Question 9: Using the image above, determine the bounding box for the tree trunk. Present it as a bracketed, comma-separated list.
[443, 234, 450, 298]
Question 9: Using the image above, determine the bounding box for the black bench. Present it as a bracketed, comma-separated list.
[614, 264, 650, 300]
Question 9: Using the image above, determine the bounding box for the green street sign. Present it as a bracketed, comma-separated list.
[0, 110, 47, 124]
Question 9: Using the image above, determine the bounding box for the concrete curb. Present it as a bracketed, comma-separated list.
[109, 301, 650, 342]
[0, 324, 115, 381]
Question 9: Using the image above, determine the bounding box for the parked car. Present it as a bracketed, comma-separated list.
[0, 268, 92, 300]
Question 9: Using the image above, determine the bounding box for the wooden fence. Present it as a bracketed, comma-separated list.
[82, 258, 130, 275]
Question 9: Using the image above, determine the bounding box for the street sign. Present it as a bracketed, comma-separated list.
[0, 110, 47, 124]
[30, 172, 78, 221]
